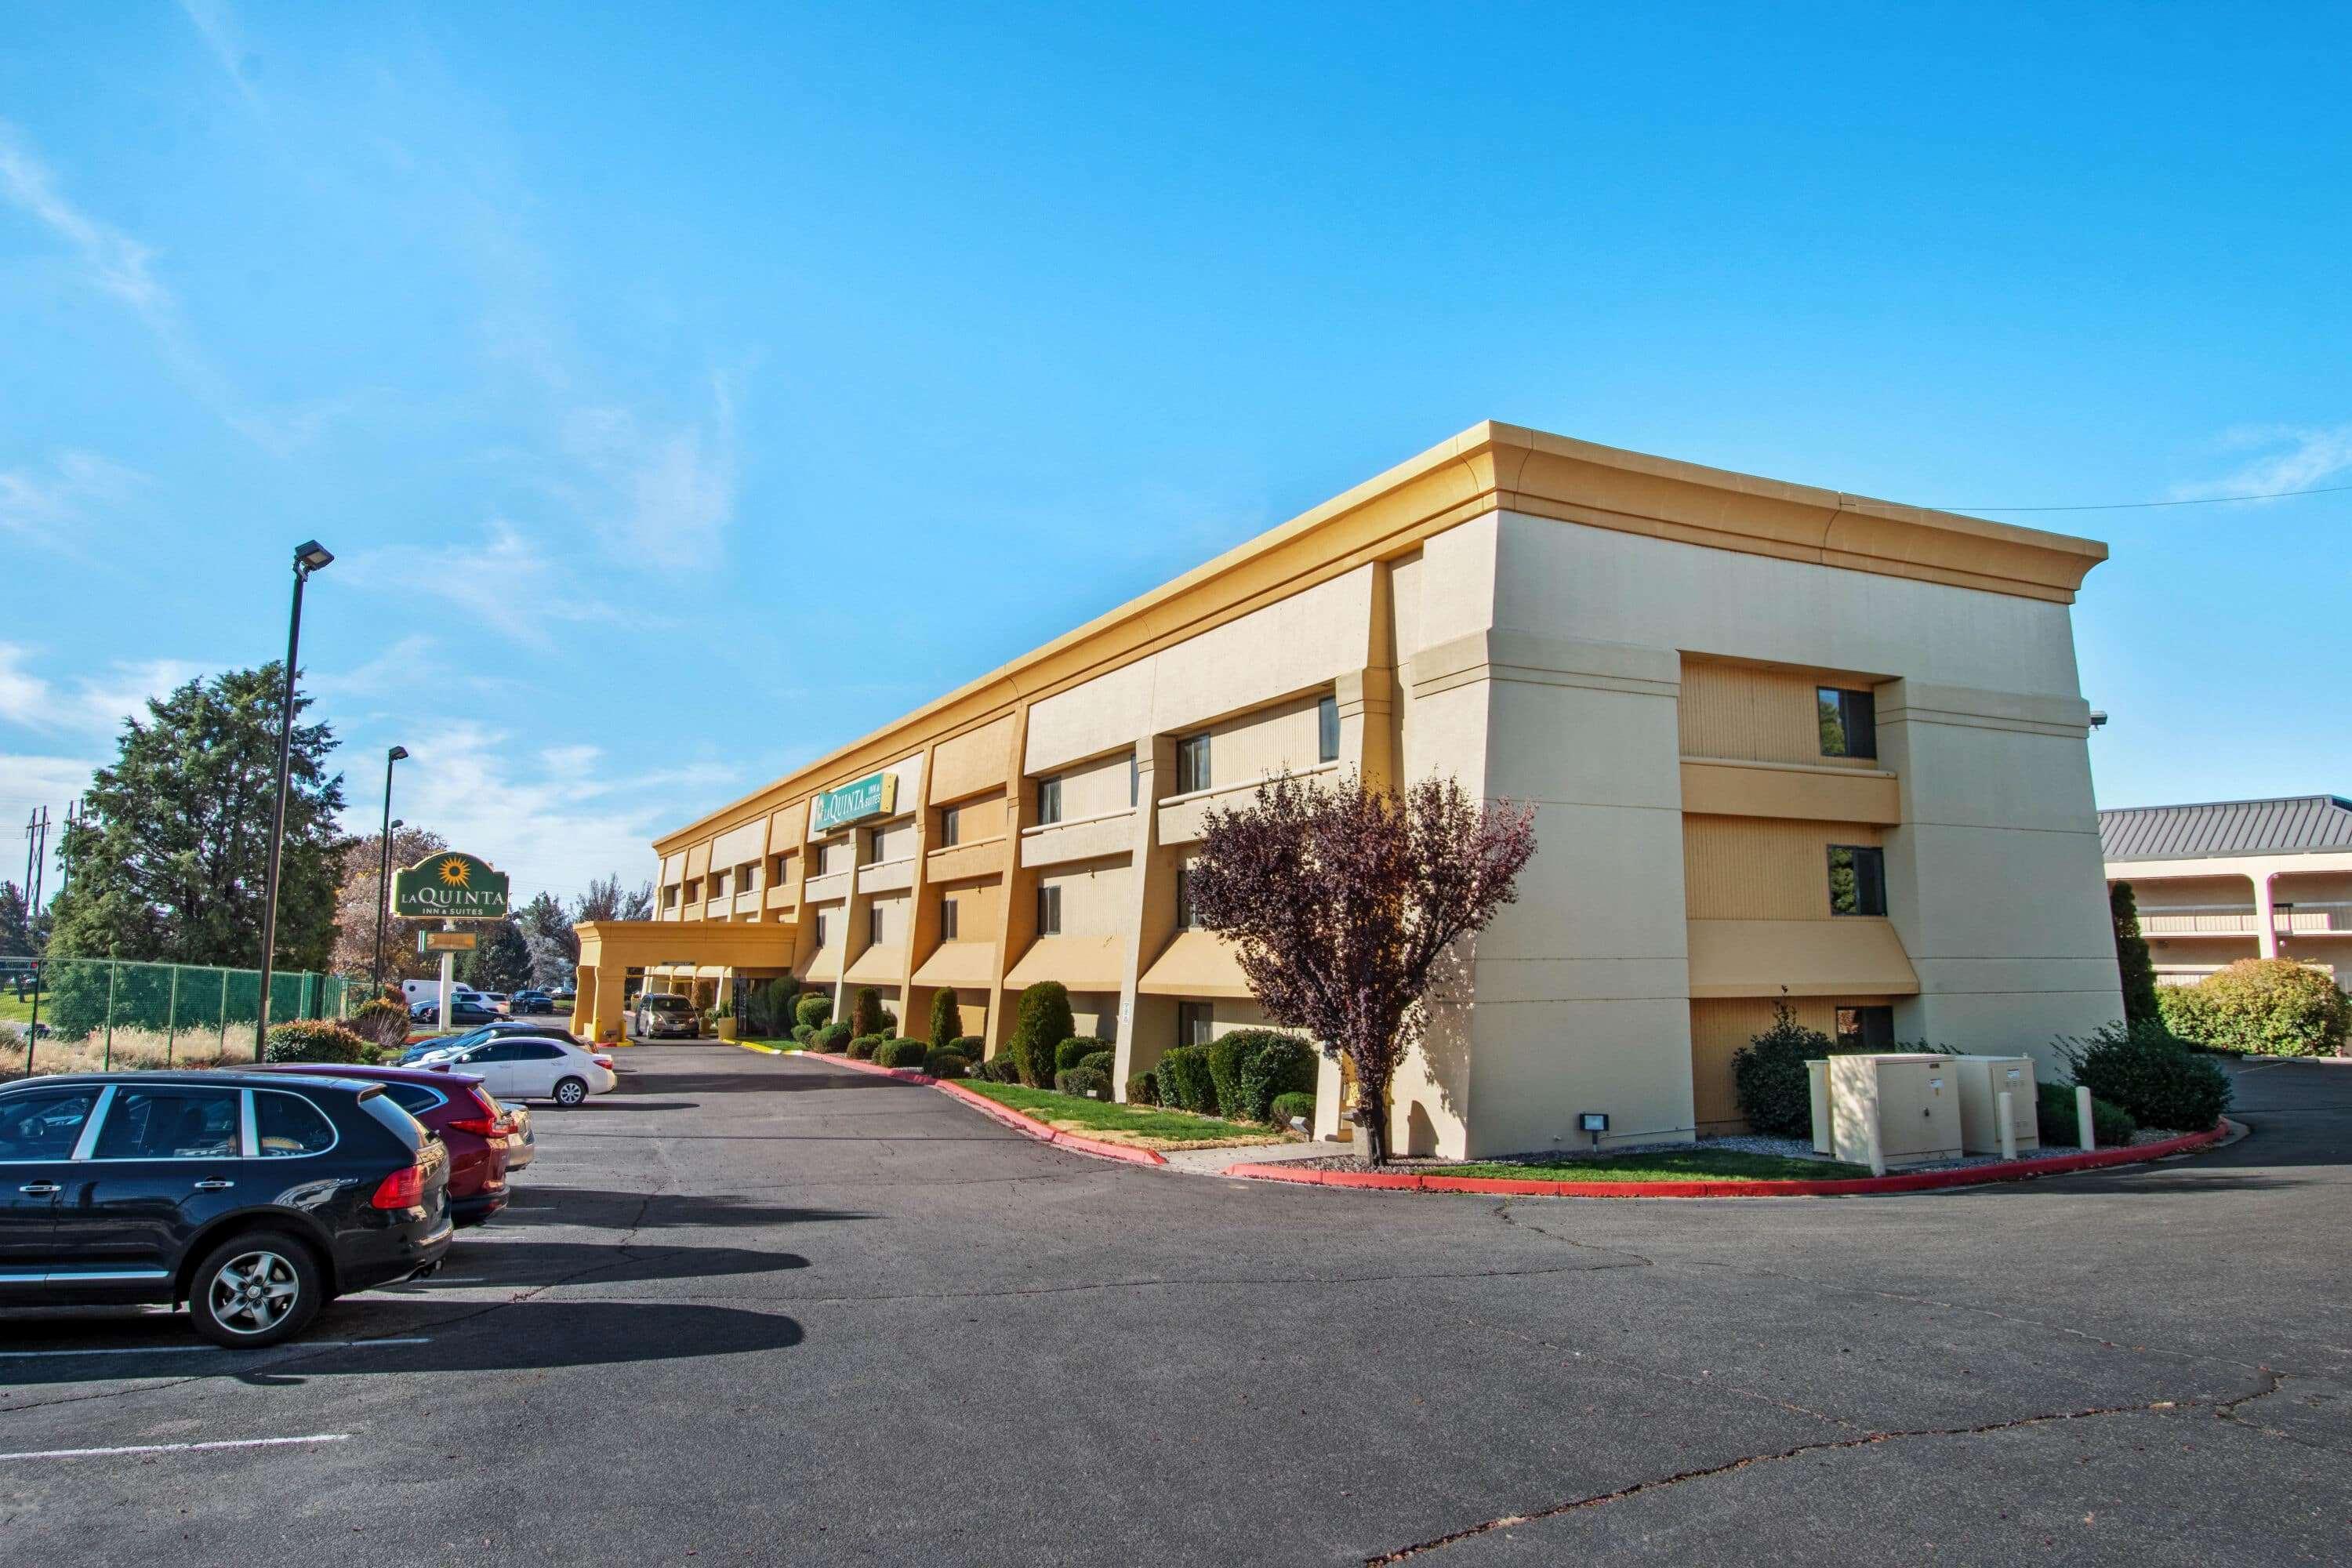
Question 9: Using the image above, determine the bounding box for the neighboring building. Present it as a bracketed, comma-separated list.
[2101, 795, 2352, 989]
[580, 421, 2122, 1159]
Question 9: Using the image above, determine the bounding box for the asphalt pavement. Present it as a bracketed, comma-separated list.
[2, 1045, 2347, 1565]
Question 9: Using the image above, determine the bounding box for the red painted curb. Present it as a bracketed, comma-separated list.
[804, 1051, 1167, 1166]
[1221, 1124, 2229, 1198]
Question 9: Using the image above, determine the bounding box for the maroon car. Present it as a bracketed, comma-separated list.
[254, 1064, 515, 1227]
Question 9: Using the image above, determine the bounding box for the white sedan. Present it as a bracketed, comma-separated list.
[426, 1034, 618, 1107]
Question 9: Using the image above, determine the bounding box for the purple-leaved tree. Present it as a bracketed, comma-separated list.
[1187, 771, 1537, 1165]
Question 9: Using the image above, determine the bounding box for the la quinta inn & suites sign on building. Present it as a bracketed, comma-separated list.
[569, 422, 2123, 1160]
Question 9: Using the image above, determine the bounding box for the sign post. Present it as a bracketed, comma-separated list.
[391, 851, 510, 1031]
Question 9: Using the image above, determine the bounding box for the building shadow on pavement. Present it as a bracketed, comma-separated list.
[507, 1189, 875, 1229]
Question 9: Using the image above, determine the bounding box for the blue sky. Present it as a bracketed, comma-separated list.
[2, 2, 2347, 902]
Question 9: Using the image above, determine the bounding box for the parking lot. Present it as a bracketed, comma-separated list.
[2, 1044, 2347, 1565]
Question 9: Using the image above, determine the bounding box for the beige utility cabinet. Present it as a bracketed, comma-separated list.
[1825, 1054, 1962, 1170]
[1947, 1054, 2039, 1155]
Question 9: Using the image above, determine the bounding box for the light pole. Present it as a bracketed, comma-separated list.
[371, 746, 409, 992]
[256, 540, 332, 1053]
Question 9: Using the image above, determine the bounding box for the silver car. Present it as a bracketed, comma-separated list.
[633, 992, 700, 1039]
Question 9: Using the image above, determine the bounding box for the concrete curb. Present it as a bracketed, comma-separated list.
[1221, 1123, 2232, 1199]
[813, 1051, 1168, 1167]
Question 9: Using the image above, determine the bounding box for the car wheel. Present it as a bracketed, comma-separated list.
[554, 1076, 588, 1107]
[188, 1232, 322, 1348]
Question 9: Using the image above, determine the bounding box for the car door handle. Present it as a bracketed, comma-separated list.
[191, 1179, 236, 1191]
[17, 1183, 59, 1196]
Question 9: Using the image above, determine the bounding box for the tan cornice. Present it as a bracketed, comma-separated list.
[655, 422, 2106, 855]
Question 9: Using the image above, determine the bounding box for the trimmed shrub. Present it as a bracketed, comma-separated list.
[982, 1055, 1023, 1083]
[928, 989, 964, 1049]
[2059, 1020, 2232, 1131]
[1055, 1036, 1109, 1074]
[1010, 982, 1075, 1089]
[2038, 1080, 2136, 1148]
[925, 1047, 970, 1078]
[1730, 1001, 1840, 1138]
[347, 997, 411, 1052]
[952, 1036, 985, 1060]
[1158, 1044, 1218, 1116]
[795, 993, 834, 1031]
[790, 1022, 815, 1044]
[2110, 881, 2162, 1026]
[1078, 1049, 1115, 1078]
[1270, 1090, 1316, 1127]
[1205, 1033, 1250, 1122]
[1056, 1065, 1112, 1100]
[1232, 1031, 1317, 1123]
[263, 1019, 376, 1065]
[2159, 959, 2350, 1058]
[811, 1020, 852, 1054]
[1126, 1069, 1159, 1105]
[851, 987, 887, 1040]
[848, 1033, 886, 1061]
[876, 1037, 929, 1069]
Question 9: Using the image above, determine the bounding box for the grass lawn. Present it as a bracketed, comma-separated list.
[1429, 1147, 1875, 1183]
[958, 1080, 1294, 1149]
[0, 993, 40, 1025]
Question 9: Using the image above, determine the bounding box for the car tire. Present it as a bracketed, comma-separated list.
[554, 1076, 589, 1107]
[188, 1232, 323, 1348]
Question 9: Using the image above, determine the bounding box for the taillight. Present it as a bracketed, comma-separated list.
[370, 1162, 425, 1210]
[447, 1116, 501, 1136]
[590, 1054, 613, 1069]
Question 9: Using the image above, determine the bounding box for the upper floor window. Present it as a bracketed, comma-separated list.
[1828, 845, 1888, 916]
[1036, 883, 1063, 935]
[1176, 733, 1212, 794]
[861, 828, 887, 866]
[1174, 866, 1202, 930]
[815, 842, 842, 877]
[811, 910, 829, 949]
[710, 870, 729, 898]
[938, 805, 961, 847]
[742, 862, 762, 893]
[939, 895, 960, 941]
[1317, 695, 1340, 764]
[662, 884, 680, 909]
[1817, 687, 1878, 760]
[1036, 776, 1063, 825]
[868, 903, 886, 946]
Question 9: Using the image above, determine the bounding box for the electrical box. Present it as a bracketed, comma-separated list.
[1807, 1060, 1835, 1155]
[1827, 1054, 1962, 1170]
[1945, 1055, 2039, 1155]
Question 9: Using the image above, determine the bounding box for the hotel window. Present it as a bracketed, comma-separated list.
[742, 862, 762, 893]
[710, 870, 728, 898]
[1828, 845, 1888, 916]
[1178, 1000, 1214, 1050]
[862, 828, 887, 866]
[1130, 755, 1140, 808]
[1036, 776, 1062, 825]
[1817, 687, 1878, 760]
[1317, 694, 1340, 764]
[1176, 733, 1211, 794]
[938, 805, 960, 848]
[1836, 1005, 1895, 1052]
[1174, 865, 1201, 930]
[811, 910, 829, 949]
[939, 895, 960, 941]
[868, 904, 885, 946]
[1036, 884, 1063, 935]
[662, 885, 679, 909]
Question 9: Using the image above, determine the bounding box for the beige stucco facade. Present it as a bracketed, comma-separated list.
[629, 421, 2120, 1158]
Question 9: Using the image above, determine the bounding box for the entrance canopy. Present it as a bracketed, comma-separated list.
[572, 919, 797, 1042]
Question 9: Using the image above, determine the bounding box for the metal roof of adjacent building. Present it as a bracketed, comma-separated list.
[2100, 795, 2352, 862]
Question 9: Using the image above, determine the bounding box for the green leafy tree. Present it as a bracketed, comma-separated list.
[461, 917, 535, 993]
[1, 880, 42, 959]
[2109, 880, 2161, 1025]
[46, 664, 348, 970]
[515, 891, 579, 988]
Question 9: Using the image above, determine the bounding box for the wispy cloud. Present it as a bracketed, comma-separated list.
[558, 372, 740, 559]
[0, 450, 143, 543]
[0, 643, 205, 739]
[0, 120, 169, 315]
[0, 752, 106, 820]
[336, 521, 618, 652]
[176, 0, 267, 113]
[2170, 423, 2352, 503]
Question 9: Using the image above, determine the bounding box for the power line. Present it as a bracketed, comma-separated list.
[1943, 481, 2352, 514]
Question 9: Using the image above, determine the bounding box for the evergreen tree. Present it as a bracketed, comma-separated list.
[1, 880, 38, 957]
[927, 988, 963, 1048]
[2111, 880, 2162, 1025]
[45, 664, 348, 969]
[462, 917, 535, 993]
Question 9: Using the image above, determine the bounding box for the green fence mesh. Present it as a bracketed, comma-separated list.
[2, 958, 353, 1074]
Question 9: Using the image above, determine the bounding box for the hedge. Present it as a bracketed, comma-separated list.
[928, 989, 964, 1049]
[848, 1033, 886, 1061]
[1126, 1069, 1159, 1105]
[2037, 1080, 2136, 1148]
[952, 1036, 985, 1060]
[1077, 1050, 1115, 1079]
[979, 1055, 1023, 1083]
[925, 1047, 970, 1079]
[1055, 1065, 1112, 1100]
[876, 1037, 929, 1069]
[2058, 1020, 2231, 1131]
[1010, 983, 1075, 1088]
[1205, 1034, 1250, 1123]
[2158, 959, 2350, 1058]
[795, 993, 833, 1031]
[1232, 1032, 1316, 1124]
[1157, 1044, 1217, 1116]
[811, 1020, 851, 1053]
[346, 997, 412, 1052]
[1270, 1091, 1316, 1127]
[1055, 1036, 1109, 1074]
[263, 1019, 376, 1065]
[790, 1023, 815, 1044]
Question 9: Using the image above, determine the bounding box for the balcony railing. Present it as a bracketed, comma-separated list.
[2139, 902, 2352, 937]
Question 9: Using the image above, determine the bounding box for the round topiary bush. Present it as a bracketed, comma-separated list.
[1233, 1032, 1316, 1123]
[2060, 1021, 2231, 1131]
[926, 1047, 970, 1079]
[1270, 1090, 1316, 1127]
[1056, 1065, 1111, 1100]
[1077, 1049, 1115, 1079]
[263, 1018, 376, 1065]
[952, 1036, 985, 1061]
[2037, 1080, 2136, 1148]
[2159, 959, 2349, 1058]
[1010, 983, 1075, 1088]
[811, 1020, 852, 1054]
[876, 1037, 928, 1069]
[795, 993, 834, 1031]
[1730, 1002, 1837, 1138]
[1054, 1036, 1108, 1074]
[790, 1022, 815, 1044]
[1126, 1068, 1159, 1105]
[980, 1055, 1022, 1083]
[848, 1033, 885, 1061]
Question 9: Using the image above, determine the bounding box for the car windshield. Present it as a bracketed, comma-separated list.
[643, 996, 691, 1013]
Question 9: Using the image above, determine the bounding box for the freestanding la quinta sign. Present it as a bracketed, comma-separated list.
[390, 851, 510, 1029]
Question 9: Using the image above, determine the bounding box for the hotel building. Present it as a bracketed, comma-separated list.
[2101, 795, 2352, 989]
[575, 422, 2125, 1158]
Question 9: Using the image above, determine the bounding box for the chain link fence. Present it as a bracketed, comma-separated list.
[2, 956, 354, 1076]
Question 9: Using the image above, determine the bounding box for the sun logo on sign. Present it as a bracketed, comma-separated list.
[437, 856, 472, 890]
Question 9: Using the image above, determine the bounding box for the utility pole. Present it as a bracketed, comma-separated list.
[20, 807, 49, 1068]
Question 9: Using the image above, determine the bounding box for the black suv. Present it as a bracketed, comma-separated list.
[0, 1072, 452, 1347]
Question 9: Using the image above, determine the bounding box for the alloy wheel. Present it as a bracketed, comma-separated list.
[209, 1249, 301, 1336]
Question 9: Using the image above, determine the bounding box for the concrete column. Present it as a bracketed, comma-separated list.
[832, 849, 861, 1022]
[982, 702, 1036, 1059]
[901, 741, 943, 1036]
[2254, 866, 2281, 959]
[588, 963, 627, 1045]
[1112, 735, 1176, 1098]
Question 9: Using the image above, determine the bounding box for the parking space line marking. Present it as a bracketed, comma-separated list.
[0, 1338, 431, 1359]
[0, 1434, 352, 1461]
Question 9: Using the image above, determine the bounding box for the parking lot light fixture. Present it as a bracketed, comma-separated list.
[257, 540, 331, 1054]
